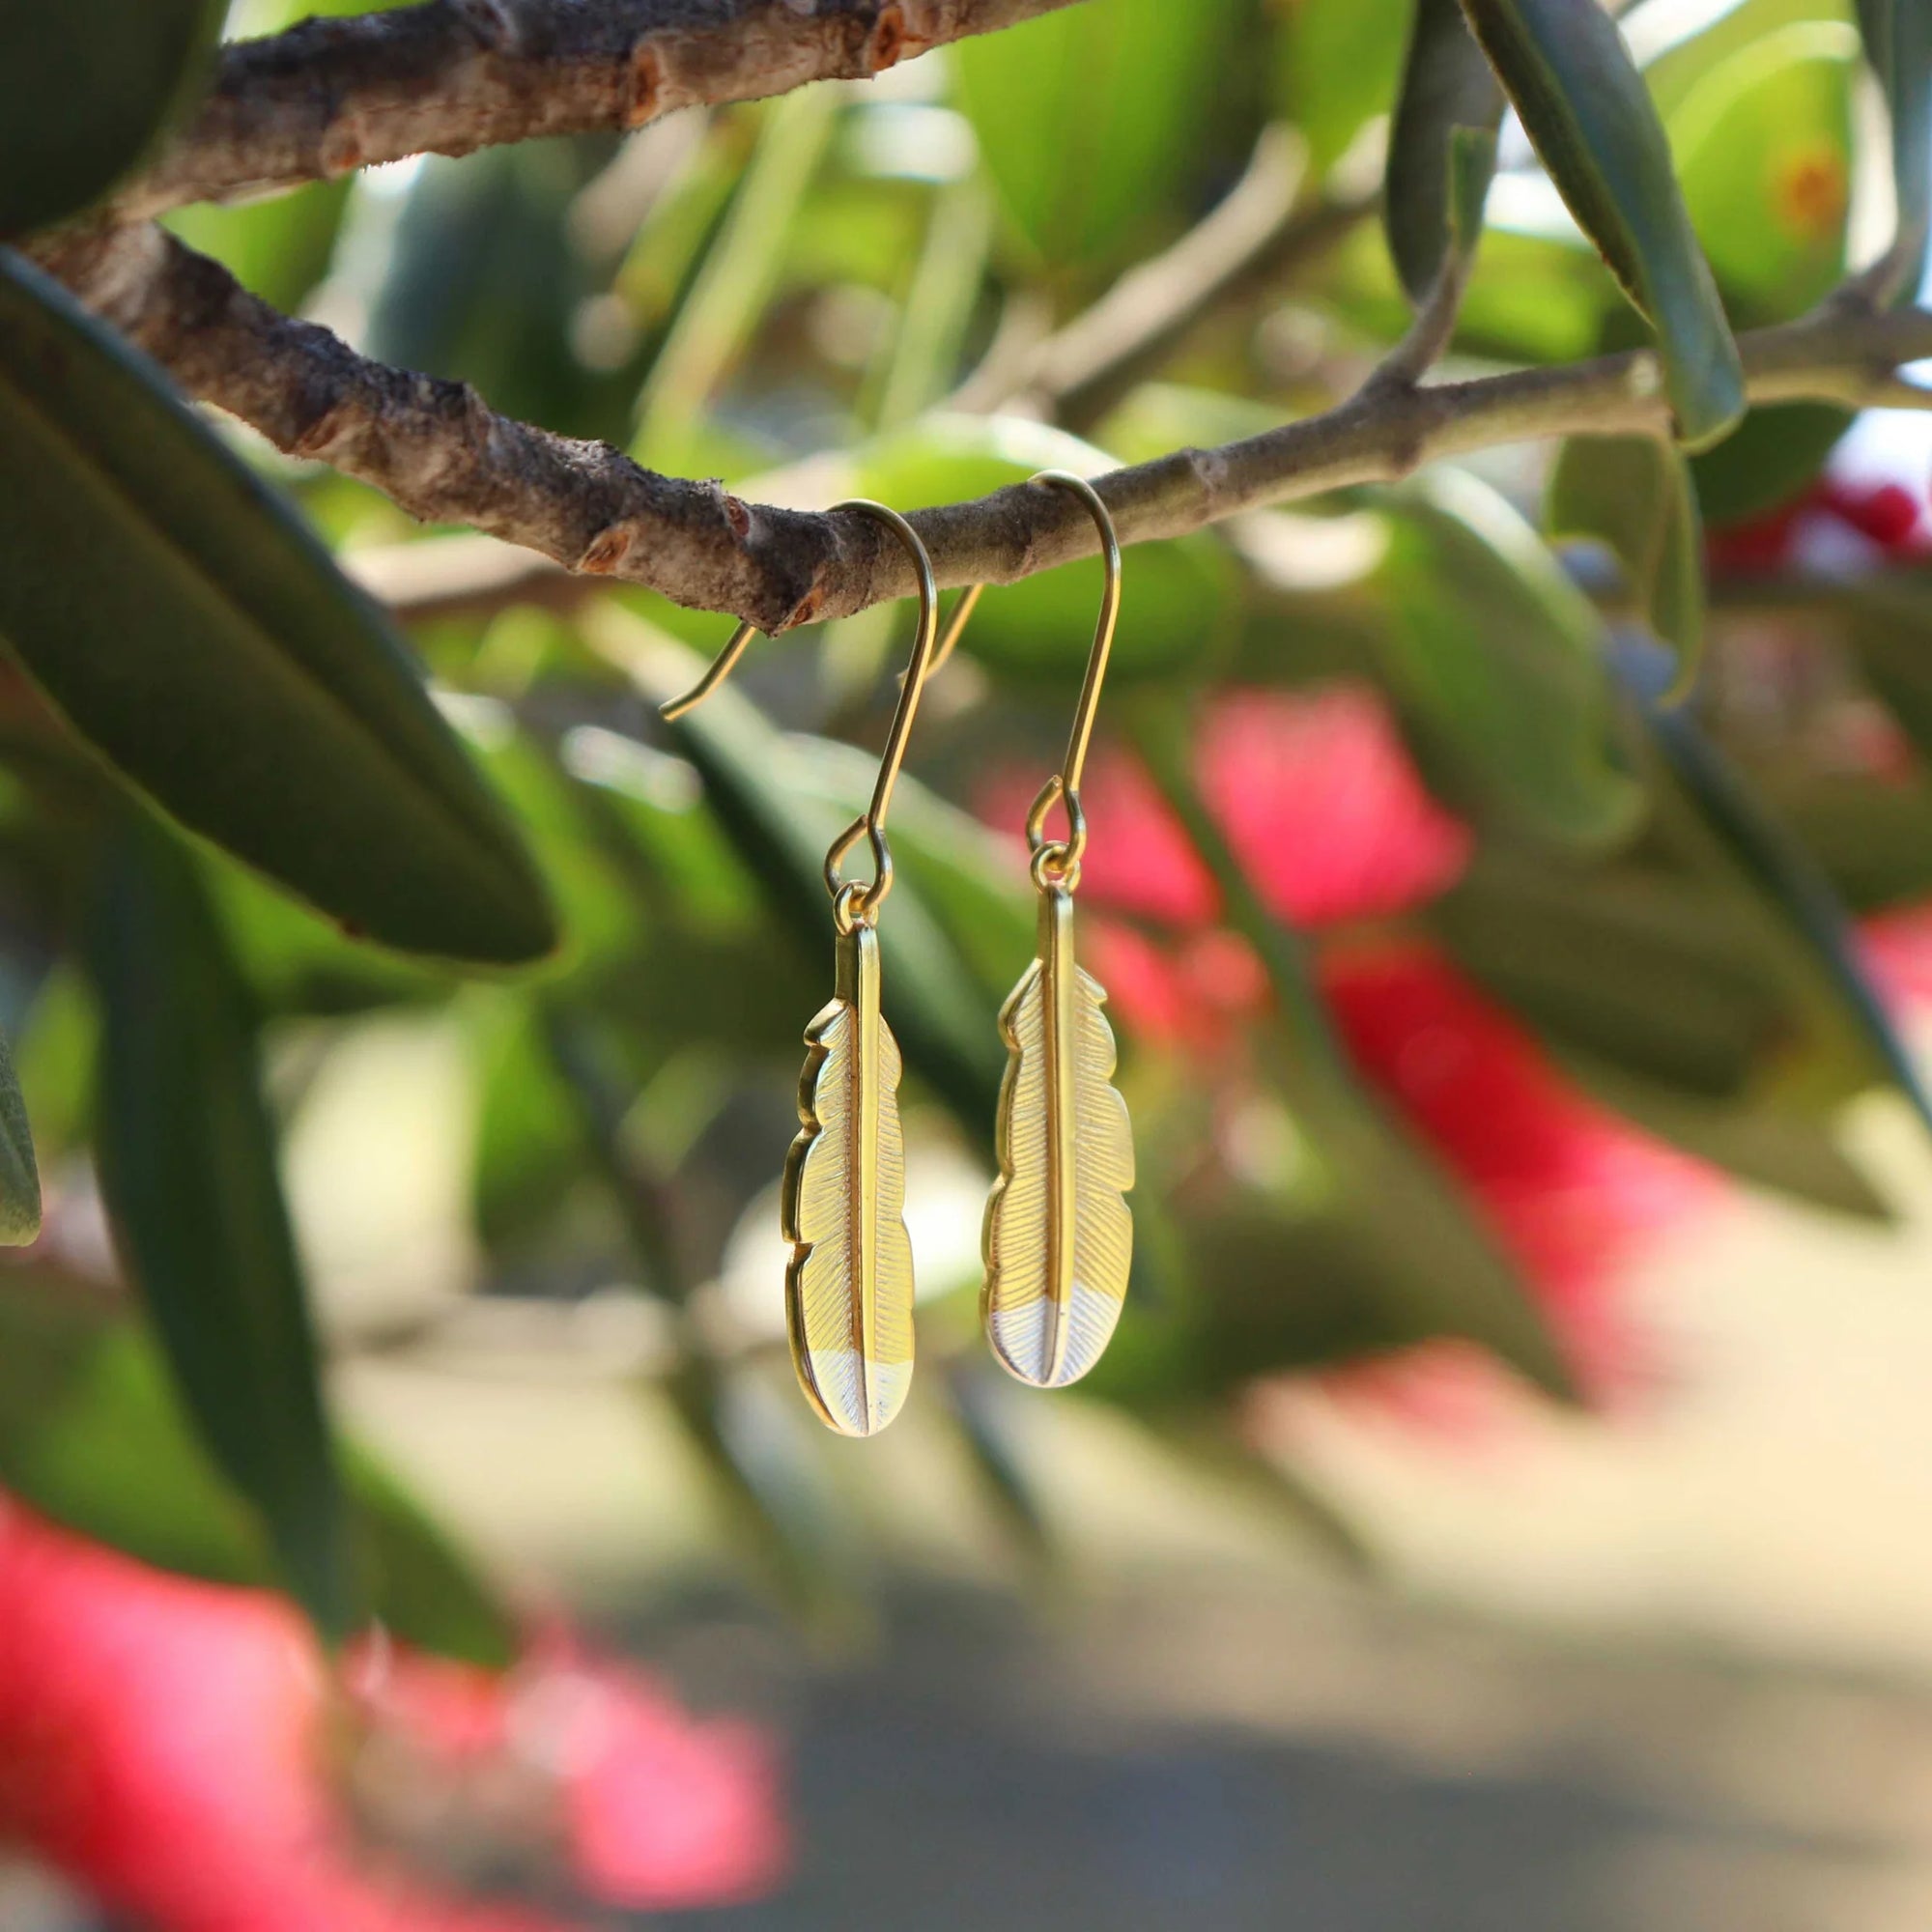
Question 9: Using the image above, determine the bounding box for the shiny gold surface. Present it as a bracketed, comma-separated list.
[982, 884, 1134, 1389]
[782, 921, 916, 1435]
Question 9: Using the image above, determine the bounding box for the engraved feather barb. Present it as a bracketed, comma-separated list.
[982, 885, 1135, 1389]
[782, 921, 916, 1435]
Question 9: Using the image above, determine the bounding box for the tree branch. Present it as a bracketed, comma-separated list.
[990, 126, 1375, 429]
[39, 224, 1932, 635]
[110, 0, 1087, 223]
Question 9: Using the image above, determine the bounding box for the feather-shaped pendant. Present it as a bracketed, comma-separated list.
[781, 921, 916, 1435]
[982, 884, 1135, 1388]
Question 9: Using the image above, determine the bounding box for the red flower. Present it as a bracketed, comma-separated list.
[985, 683, 1718, 1403]
[1321, 941, 1716, 1395]
[1195, 688, 1471, 927]
[0, 1500, 785, 1932]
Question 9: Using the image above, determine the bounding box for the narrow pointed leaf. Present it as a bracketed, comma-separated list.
[0, 0, 223, 238]
[0, 253, 555, 963]
[1371, 469, 1642, 850]
[0, 1024, 40, 1244]
[1386, 0, 1505, 303]
[85, 812, 352, 1639]
[1548, 434, 1705, 697]
[1619, 641, 1932, 1139]
[1126, 701, 1577, 1402]
[1856, 0, 1932, 285]
[1457, 0, 1746, 446]
[608, 619, 1005, 1134]
[0, 1273, 514, 1664]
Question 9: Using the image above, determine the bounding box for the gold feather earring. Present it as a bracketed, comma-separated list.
[661, 502, 973, 1438]
[978, 471, 1135, 1389]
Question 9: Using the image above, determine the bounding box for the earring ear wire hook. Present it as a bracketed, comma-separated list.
[659, 499, 944, 929]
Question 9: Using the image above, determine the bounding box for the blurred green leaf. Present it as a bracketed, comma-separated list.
[855, 413, 1239, 687]
[469, 991, 590, 1255]
[634, 90, 840, 470]
[0, 0, 222, 238]
[166, 180, 354, 317]
[668, 1357, 869, 1637]
[1855, 0, 1932, 282]
[1386, 0, 1505, 303]
[1459, 0, 1746, 446]
[1433, 848, 1783, 1099]
[606, 617, 1005, 1134]
[0, 1021, 41, 1244]
[1558, 1050, 1893, 1220]
[13, 966, 96, 1164]
[954, 0, 1252, 279]
[1690, 400, 1849, 526]
[1672, 22, 1856, 322]
[1623, 640, 1932, 1136]
[1370, 469, 1642, 850]
[1121, 698, 1577, 1403]
[786, 737, 1033, 1006]
[364, 144, 636, 441]
[0, 1272, 515, 1664]
[86, 812, 351, 1639]
[1548, 434, 1704, 696]
[1279, 0, 1412, 174]
[1767, 765, 1932, 913]
[0, 253, 556, 964]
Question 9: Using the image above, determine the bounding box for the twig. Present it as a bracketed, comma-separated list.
[37, 224, 1932, 635]
[108, 0, 1090, 224]
[996, 127, 1374, 428]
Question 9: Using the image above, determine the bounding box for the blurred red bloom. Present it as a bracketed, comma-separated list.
[991, 682, 1717, 1402]
[1321, 941, 1716, 1395]
[0, 1499, 785, 1932]
[1194, 688, 1472, 926]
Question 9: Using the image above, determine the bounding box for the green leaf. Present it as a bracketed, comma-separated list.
[1370, 469, 1643, 850]
[1386, 0, 1506, 303]
[1548, 434, 1705, 697]
[166, 180, 355, 317]
[954, 0, 1253, 279]
[667, 1358, 868, 1636]
[1856, 0, 1932, 281]
[1848, 581, 1932, 788]
[1122, 699, 1577, 1403]
[1433, 849, 1784, 1100]
[1457, 0, 1747, 446]
[1278, 0, 1413, 174]
[606, 617, 1007, 1137]
[0, 0, 223, 238]
[468, 992, 591, 1255]
[1690, 400, 1849, 526]
[1671, 22, 1857, 323]
[0, 1272, 515, 1664]
[0, 252, 555, 964]
[85, 811, 352, 1639]
[1556, 1051, 1893, 1221]
[852, 413, 1239, 688]
[1621, 641, 1932, 1137]
[0, 1021, 41, 1244]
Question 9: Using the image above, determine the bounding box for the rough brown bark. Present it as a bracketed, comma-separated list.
[111, 0, 1088, 222]
[39, 224, 1932, 634]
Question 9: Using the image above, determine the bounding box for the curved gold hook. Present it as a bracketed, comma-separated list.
[658, 571, 981, 724]
[661, 499, 942, 927]
[1019, 470, 1121, 883]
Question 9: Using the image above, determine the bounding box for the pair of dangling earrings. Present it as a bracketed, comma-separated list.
[663, 471, 1133, 1437]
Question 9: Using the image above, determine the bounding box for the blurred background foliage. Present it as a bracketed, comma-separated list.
[1, 0, 1932, 1735]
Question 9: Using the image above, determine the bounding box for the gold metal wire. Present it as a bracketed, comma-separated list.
[658, 499, 944, 926]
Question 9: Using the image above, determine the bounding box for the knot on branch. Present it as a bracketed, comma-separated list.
[451, 0, 524, 55]
[865, 5, 908, 72]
